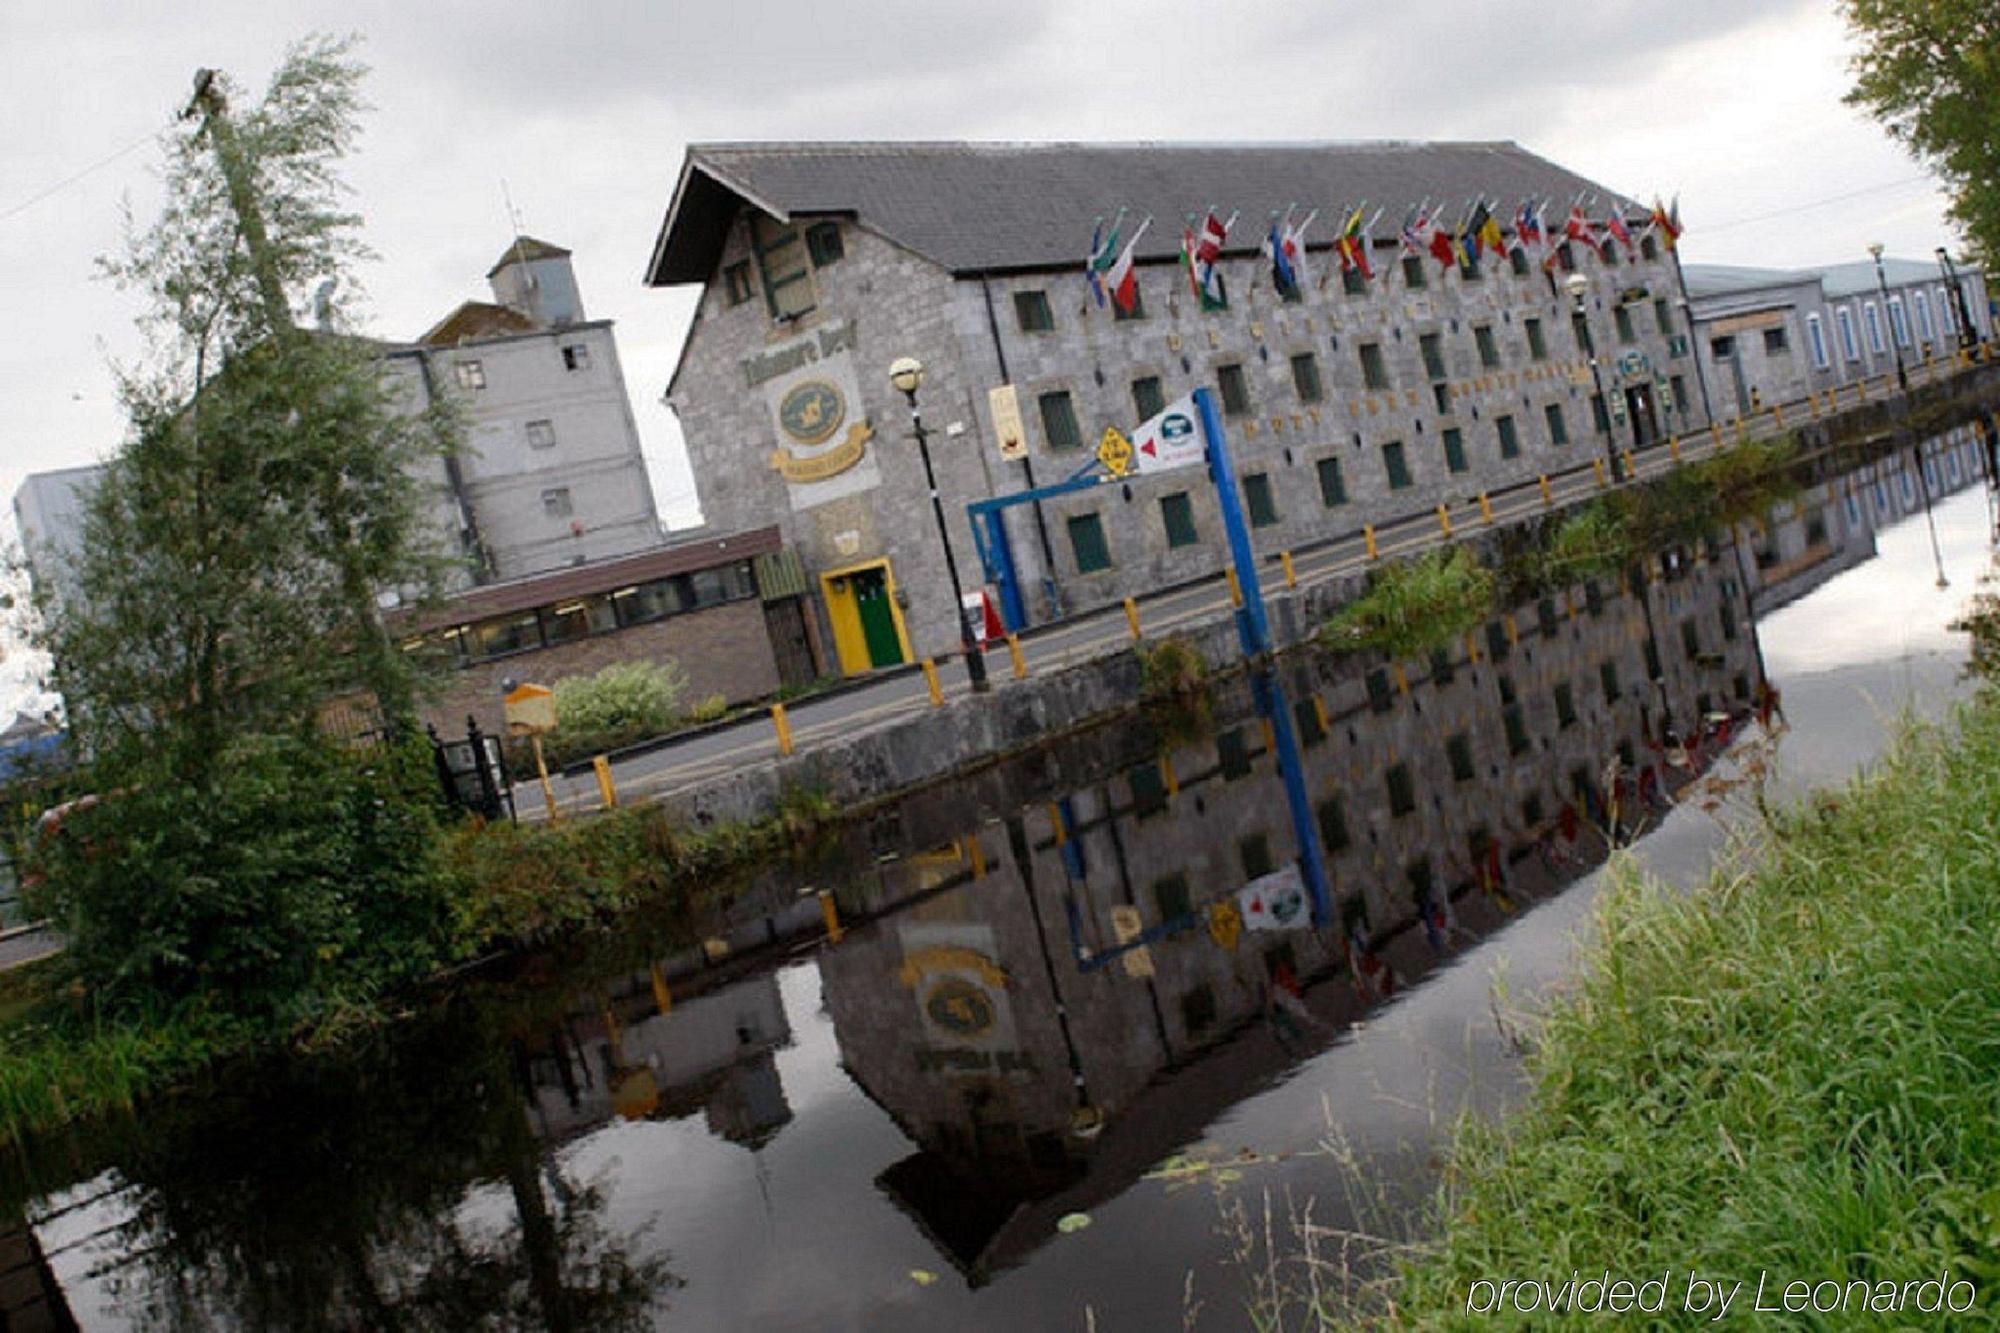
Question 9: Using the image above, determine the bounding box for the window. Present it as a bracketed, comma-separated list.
[1641, 233, 1660, 261]
[723, 262, 754, 306]
[805, 221, 844, 267]
[1670, 375, 1688, 414]
[1218, 363, 1252, 416]
[1487, 620, 1511, 664]
[1433, 383, 1453, 415]
[1067, 512, 1111, 573]
[1402, 255, 1427, 290]
[541, 487, 573, 518]
[1526, 317, 1548, 361]
[1475, 325, 1500, 368]
[1443, 427, 1468, 474]
[454, 359, 486, 391]
[1295, 696, 1327, 746]
[1510, 247, 1530, 276]
[1429, 644, 1455, 686]
[1864, 301, 1884, 354]
[1614, 305, 1636, 344]
[1316, 456, 1347, 507]
[1039, 390, 1082, 450]
[1599, 239, 1619, 267]
[1889, 296, 1909, 347]
[1537, 597, 1560, 637]
[1239, 832, 1274, 879]
[1160, 492, 1198, 547]
[1133, 765, 1169, 824]
[1386, 763, 1416, 816]
[1360, 343, 1391, 390]
[1243, 472, 1279, 527]
[1807, 313, 1829, 368]
[1497, 414, 1520, 460]
[1710, 335, 1736, 361]
[1382, 440, 1412, 489]
[1217, 728, 1252, 778]
[1573, 311, 1593, 355]
[1181, 984, 1216, 1034]
[1342, 265, 1368, 295]
[1720, 599, 1739, 642]
[468, 611, 541, 661]
[1446, 732, 1476, 782]
[1546, 402, 1569, 445]
[1556, 241, 1576, 271]
[562, 343, 591, 372]
[1585, 579, 1604, 616]
[1459, 251, 1482, 281]
[1317, 796, 1350, 853]
[525, 419, 557, 450]
[1419, 332, 1446, 380]
[1915, 291, 1934, 342]
[1153, 872, 1192, 920]
[1590, 392, 1611, 434]
[540, 595, 617, 646]
[1837, 307, 1860, 360]
[1600, 660, 1621, 703]
[1681, 617, 1702, 661]
[1114, 284, 1147, 321]
[1504, 701, 1530, 755]
[751, 212, 814, 320]
[1132, 374, 1165, 420]
[1290, 352, 1324, 403]
[1653, 298, 1674, 338]
[1015, 290, 1054, 332]
[1365, 668, 1394, 713]
[1554, 682, 1577, 728]
[1763, 327, 1788, 356]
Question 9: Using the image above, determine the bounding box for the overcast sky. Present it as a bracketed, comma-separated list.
[0, 0, 1960, 547]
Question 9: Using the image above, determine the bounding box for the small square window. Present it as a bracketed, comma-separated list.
[454, 359, 486, 391]
[562, 343, 591, 372]
[1402, 255, 1427, 290]
[1386, 763, 1416, 816]
[1243, 472, 1279, 527]
[1525, 318, 1548, 361]
[1132, 374, 1165, 420]
[1474, 325, 1500, 369]
[1316, 457, 1347, 507]
[1360, 343, 1391, 390]
[1217, 728, 1252, 779]
[1555, 682, 1577, 728]
[1067, 512, 1112, 573]
[1039, 391, 1082, 450]
[1342, 266, 1368, 295]
[805, 221, 844, 267]
[541, 487, 573, 518]
[724, 262, 754, 306]
[1382, 440, 1412, 490]
[1154, 871, 1192, 920]
[1317, 796, 1350, 853]
[1218, 363, 1252, 416]
[1443, 427, 1468, 474]
[1447, 732, 1475, 782]
[1763, 327, 1788, 355]
[526, 419, 557, 450]
[1497, 414, 1520, 459]
[1160, 492, 1199, 548]
[1546, 402, 1569, 446]
[1290, 352, 1324, 403]
[1015, 290, 1055, 332]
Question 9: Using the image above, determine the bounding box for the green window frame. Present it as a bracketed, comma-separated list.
[723, 261, 754, 306]
[1160, 491, 1199, 548]
[1474, 324, 1500, 368]
[1386, 763, 1416, 816]
[805, 221, 844, 267]
[1443, 427, 1468, 474]
[1130, 763, 1168, 818]
[1554, 681, 1577, 728]
[1316, 456, 1347, 507]
[1497, 414, 1520, 459]
[1360, 343, 1391, 390]
[1153, 872, 1192, 920]
[1290, 352, 1324, 403]
[750, 213, 814, 320]
[1419, 332, 1446, 380]
[1132, 374, 1165, 420]
[1342, 265, 1368, 295]
[1614, 305, 1636, 344]
[1067, 512, 1112, 573]
[1243, 472, 1279, 527]
[1218, 363, 1252, 416]
[1382, 440, 1412, 490]
[1600, 660, 1621, 703]
[1039, 390, 1082, 450]
[1525, 317, 1547, 361]
[1653, 298, 1674, 338]
[1447, 732, 1476, 782]
[1015, 290, 1054, 332]
[1545, 402, 1570, 445]
[1317, 796, 1350, 853]
[1239, 832, 1274, 879]
[1402, 255, 1427, 290]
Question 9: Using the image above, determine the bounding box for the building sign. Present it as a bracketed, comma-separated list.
[988, 384, 1027, 461]
[1131, 394, 1208, 474]
[897, 924, 1029, 1076]
[748, 319, 881, 511]
[1616, 350, 1652, 379]
[1237, 863, 1309, 931]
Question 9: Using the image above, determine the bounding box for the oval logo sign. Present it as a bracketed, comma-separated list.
[779, 380, 845, 446]
[1160, 412, 1195, 440]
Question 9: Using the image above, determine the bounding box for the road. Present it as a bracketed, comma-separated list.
[516, 354, 1990, 818]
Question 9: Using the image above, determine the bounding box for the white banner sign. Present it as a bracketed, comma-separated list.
[1130, 393, 1208, 475]
[1237, 862, 1310, 931]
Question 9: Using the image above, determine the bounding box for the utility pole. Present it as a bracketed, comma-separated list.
[182, 69, 294, 336]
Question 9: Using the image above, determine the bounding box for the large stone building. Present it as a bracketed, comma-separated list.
[648, 141, 1711, 676]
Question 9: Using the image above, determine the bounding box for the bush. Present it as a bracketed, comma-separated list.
[687, 693, 729, 725]
[541, 660, 689, 763]
[1320, 546, 1495, 659]
[25, 735, 453, 1025]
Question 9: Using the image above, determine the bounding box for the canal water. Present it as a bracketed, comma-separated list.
[4, 486, 1987, 1332]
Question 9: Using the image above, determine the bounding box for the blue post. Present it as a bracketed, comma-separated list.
[1193, 387, 1334, 925]
[981, 508, 1026, 631]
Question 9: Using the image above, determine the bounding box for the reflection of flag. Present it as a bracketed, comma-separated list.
[1238, 863, 1310, 931]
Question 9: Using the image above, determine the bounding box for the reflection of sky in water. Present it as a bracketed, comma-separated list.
[1760, 487, 1986, 676]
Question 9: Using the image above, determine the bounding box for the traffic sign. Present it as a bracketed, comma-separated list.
[1131, 394, 1207, 474]
[503, 682, 557, 736]
[1097, 426, 1134, 477]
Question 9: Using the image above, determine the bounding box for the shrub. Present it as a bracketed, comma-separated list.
[1136, 636, 1213, 748]
[540, 660, 689, 764]
[1320, 546, 1495, 659]
[687, 693, 729, 725]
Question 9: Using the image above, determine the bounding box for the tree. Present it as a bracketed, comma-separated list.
[1842, 0, 2000, 267]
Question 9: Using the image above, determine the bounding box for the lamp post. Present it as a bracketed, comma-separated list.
[1869, 243, 1909, 392]
[1565, 271, 1621, 481]
[889, 356, 990, 693]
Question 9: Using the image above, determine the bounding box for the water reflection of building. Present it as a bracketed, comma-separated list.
[819, 557, 1767, 1281]
[0, 1221, 77, 1331]
[517, 966, 794, 1150]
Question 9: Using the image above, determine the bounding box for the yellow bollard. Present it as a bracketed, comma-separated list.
[1225, 568, 1244, 607]
[650, 963, 674, 1015]
[967, 834, 986, 878]
[1857, 378, 1869, 403]
[530, 733, 561, 825]
[1436, 503, 1452, 537]
[1048, 802, 1066, 844]
[922, 657, 944, 706]
[1162, 754, 1179, 796]
[1734, 416, 1748, 444]
[1622, 449, 1636, 480]
[1312, 696, 1330, 735]
[1466, 630, 1481, 663]
[1123, 596, 1142, 640]
[1592, 457, 1607, 488]
[1280, 550, 1298, 589]
[818, 888, 843, 944]
[1669, 435, 1682, 461]
[1504, 616, 1520, 647]
[1539, 474, 1553, 506]
[1392, 662, 1409, 695]
[771, 702, 795, 755]
[593, 754, 618, 809]
[1261, 718, 1276, 752]
[1363, 525, 1379, 560]
[1006, 631, 1026, 680]
[1772, 402, 1785, 429]
[1478, 492, 1494, 525]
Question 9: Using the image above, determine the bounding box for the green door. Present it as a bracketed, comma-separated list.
[852, 567, 904, 668]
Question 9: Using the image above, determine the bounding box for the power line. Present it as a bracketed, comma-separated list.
[1698, 174, 1937, 234]
[0, 117, 178, 226]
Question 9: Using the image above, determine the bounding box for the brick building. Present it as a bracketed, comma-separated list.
[647, 141, 1710, 676]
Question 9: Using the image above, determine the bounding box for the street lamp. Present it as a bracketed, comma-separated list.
[1564, 271, 1621, 481]
[1937, 247, 1979, 352]
[889, 355, 990, 693]
[1868, 243, 1909, 391]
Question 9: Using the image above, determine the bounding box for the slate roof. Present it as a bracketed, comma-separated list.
[487, 235, 571, 278]
[1679, 264, 1818, 298]
[646, 140, 1641, 285]
[1813, 257, 1950, 299]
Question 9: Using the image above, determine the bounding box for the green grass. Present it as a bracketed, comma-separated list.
[1375, 693, 2000, 1328]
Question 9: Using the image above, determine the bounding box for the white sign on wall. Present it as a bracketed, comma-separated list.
[1130, 394, 1208, 475]
[752, 319, 882, 513]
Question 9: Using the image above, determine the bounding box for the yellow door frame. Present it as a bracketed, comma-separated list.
[819, 556, 914, 676]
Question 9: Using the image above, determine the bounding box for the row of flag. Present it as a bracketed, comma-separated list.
[1086, 195, 1683, 312]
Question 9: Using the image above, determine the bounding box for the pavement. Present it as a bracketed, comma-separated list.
[513, 357, 1991, 819]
